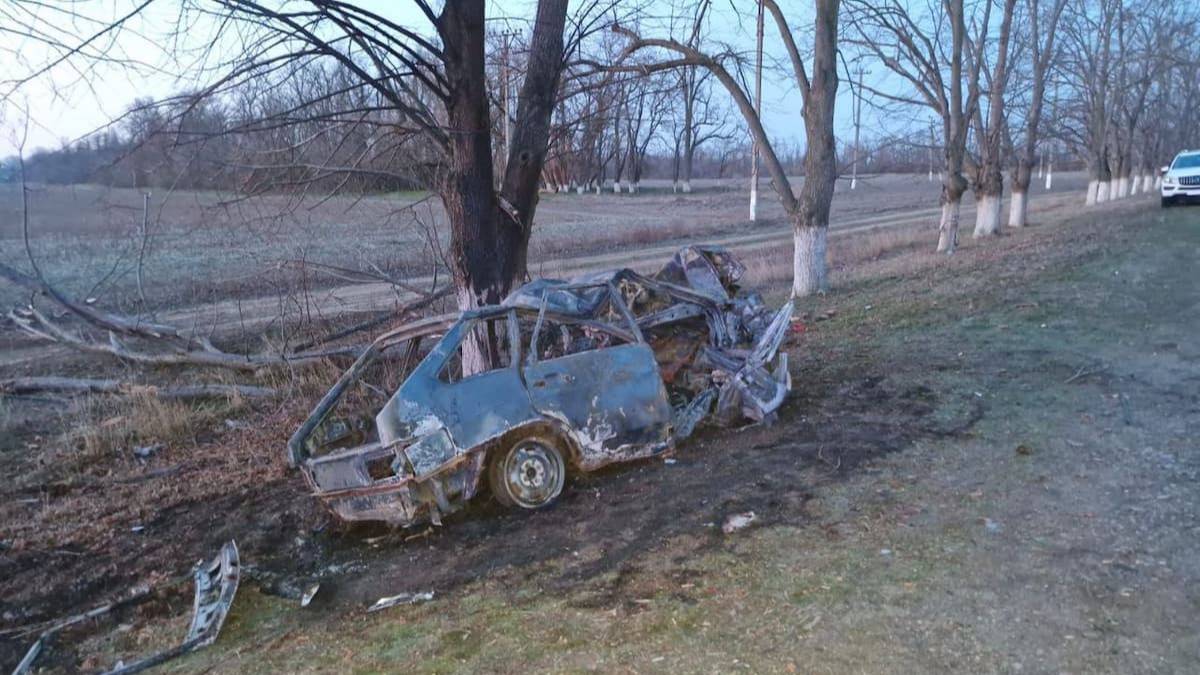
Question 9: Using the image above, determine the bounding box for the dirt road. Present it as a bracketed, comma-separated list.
[158, 191, 1081, 336]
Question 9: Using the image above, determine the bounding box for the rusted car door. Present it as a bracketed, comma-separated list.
[522, 292, 673, 468]
[411, 310, 541, 453]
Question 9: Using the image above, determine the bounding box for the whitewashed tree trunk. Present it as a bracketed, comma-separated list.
[1008, 190, 1028, 228]
[1086, 179, 1098, 205]
[1097, 180, 1110, 203]
[937, 199, 961, 253]
[792, 225, 828, 296]
[1130, 175, 1139, 196]
[576, 185, 584, 194]
[973, 194, 1002, 237]
[612, 181, 620, 193]
[682, 180, 692, 193]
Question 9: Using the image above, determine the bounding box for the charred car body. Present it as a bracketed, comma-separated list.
[287, 246, 792, 527]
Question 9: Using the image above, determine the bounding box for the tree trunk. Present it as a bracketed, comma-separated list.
[682, 142, 694, 193]
[439, 2, 508, 313]
[498, 0, 569, 283]
[973, 167, 1004, 237]
[938, 172, 967, 253]
[1009, 156, 1032, 228]
[791, 0, 840, 296]
[792, 224, 828, 296]
[972, 0, 1016, 238]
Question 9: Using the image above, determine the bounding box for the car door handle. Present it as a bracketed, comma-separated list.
[532, 372, 573, 387]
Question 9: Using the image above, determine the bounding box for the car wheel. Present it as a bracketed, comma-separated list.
[1161, 197, 1173, 208]
[488, 437, 566, 510]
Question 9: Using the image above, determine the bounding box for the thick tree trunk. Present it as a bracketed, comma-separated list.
[789, 0, 839, 297]
[938, 198, 962, 253]
[792, 224, 828, 296]
[498, 0, 569, 282]
[971, 0, 1015, 238]
[973, 168, 1004, 237]
[436, 1, 567, 371]
[1009, 190, 1028, 228]
[439, 2, 508, 312]
[938, 171, 967, 253]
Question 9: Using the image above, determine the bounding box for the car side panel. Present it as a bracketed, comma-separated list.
[523, 342, 673, 470]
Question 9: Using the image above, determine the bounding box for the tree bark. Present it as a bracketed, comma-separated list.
[792, 0, 840, 295]
[498, 0, 569, 283]
[1010, 0, 1067, 228]
[972, 0, 1016, 238]
[438, 2, 508, 312]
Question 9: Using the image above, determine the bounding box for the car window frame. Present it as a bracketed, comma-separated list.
[435, 310, 521, 384]
[526, 282, 645, 366]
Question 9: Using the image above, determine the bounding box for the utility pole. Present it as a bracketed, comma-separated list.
[499, 30, 518, 172]
[928, 120, 936, 182]
[1045, 83, 1058, 191]
[850, 62, 868, 190]
[750, 0, 763, 222]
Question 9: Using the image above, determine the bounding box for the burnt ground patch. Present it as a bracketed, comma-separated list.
[0, 337, 977, 671]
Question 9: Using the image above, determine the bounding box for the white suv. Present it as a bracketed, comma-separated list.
[1161, 150, 1200, 207]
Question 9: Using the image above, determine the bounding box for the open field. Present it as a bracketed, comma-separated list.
[3, 187, 1197, 673]
[0, 173, 1089, 315]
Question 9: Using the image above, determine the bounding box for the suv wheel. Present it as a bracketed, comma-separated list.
[1161, 196, 1173, 208]
[489, 437, 566, 510]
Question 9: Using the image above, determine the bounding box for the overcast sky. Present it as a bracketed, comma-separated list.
[0, 0, 894, 157]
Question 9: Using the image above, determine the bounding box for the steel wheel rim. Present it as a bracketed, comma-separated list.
[502, 441, 564, 508]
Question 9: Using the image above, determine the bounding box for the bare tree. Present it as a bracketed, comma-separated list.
[1059, 0, 1121, 204]
[847, 0, 989, 253]
[611, 0, 841, 296]
[969, 0, 1017, 238]
[1008, 0, 1068, 227]
[5, 1, 576, 315]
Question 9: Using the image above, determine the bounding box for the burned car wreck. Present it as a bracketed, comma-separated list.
[287, 246, 792, 527]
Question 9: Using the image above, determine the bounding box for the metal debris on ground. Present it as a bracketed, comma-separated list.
[367, 591, 435, 613]
[721, 511, 758, 534]
[103, 540, 240, 674]
[10, 542, 239, 675]
[301, 583, 320, 608]
[132, 443, 164, 460]
[288, 246, 793, 528]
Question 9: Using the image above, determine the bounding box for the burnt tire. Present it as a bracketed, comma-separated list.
[488, 437, 566, 510]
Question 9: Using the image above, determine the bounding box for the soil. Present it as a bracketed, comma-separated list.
[2, 193, 1196, 673]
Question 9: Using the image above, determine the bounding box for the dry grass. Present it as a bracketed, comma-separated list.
[740, 223, 935, 290]
[51, 391, 240, 478]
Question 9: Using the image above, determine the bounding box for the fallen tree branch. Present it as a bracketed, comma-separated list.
[1, 376, 277, 400]
[7, 306, 360, 371]
[290, 284, 452, 352]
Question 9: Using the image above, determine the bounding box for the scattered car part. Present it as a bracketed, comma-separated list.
[367, 591, 435, 613]
[10, 586, 156, 675]
[301, 583, 321, 608]
[102, 540, 240, 675]
[288, 246, 793, 528]
[722, 511, 758, 534]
